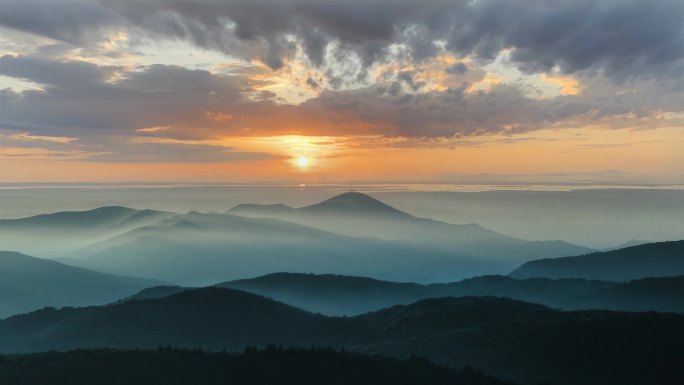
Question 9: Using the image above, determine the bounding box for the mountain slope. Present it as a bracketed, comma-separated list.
[0, 288, 330, 352]
[216, 272, 614, 315]
[300, 192, 414, 218]
[78, 212, 512, 285]
[561, 275, 684, 312]
[228, 192, 593, 261]
[0, 251, 161, 318]
[217, 272, 684, 315]
[510, 240, 684, 280]
[0, 207, 174, 256]
[229, 192, 519, 245]
[1, 288, 682, 385]
[218, 273, 428, 315]
[1, 196, 592, 285]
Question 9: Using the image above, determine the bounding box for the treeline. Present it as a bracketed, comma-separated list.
[0, 346, 515, 385]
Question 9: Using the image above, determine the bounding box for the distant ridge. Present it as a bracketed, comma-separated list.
[0, 250, 161, 318]
[0, 206, 139, 228]
[0, 193, 593, 285]
[0, 206, 175, 256]
[228, 192, 593, 263]
[510, 240, 684, 281]
[216, 270, 684, 314]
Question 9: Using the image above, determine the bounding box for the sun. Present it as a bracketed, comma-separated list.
[296, 156, 309, 168]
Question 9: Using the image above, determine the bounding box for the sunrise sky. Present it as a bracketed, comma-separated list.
[1, 0, 683, 184]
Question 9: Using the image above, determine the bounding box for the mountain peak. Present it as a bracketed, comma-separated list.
[301, 192, 410, 217]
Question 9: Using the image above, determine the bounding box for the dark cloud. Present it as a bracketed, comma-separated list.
[0, 0, 121, 48]
[1, 0, 682, 82]
[0, 53, 681, 165]
[446, 63, 468, 75]
[305, 77, 319, 89]
[0, 55, 249, 132]
[0, 54, 119, 89]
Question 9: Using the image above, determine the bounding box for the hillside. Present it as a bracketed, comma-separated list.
[218, 272, 684, 315]
[217, 272, 427, 315]
[510, 240, 684, 280]
[0, 288, 327, 352]
[216, 272, 615, 315]
[2, 287, 682, 385]
[0, 251, 161, 319]
[561, 275, 684, 312]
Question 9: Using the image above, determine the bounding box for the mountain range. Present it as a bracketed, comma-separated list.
[121, 271, 683, 315]
[228, 192, 593, 260]
[1, 287, 682, 385]
[0, 206, 174, 257]
[0, 192, 595, 284]
[1, 237, 682, 319]
[219, 272, 684, 314]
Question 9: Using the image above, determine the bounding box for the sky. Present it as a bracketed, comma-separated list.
[0, 0, 683, 184]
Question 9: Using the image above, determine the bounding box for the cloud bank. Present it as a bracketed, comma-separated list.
[1, 0, 683, 163]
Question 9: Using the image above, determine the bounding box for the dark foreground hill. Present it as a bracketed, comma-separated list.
[0, 251, 160, 319]
[510, 240, 684, 281]
[0, 347, 514, 385]
[2, 287, 683, 385]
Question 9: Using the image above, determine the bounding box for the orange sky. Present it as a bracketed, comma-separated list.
[1, 1, 683, 184]
[3, 127, 683, 183]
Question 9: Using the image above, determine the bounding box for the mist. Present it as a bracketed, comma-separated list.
[1, 185, 682, 248]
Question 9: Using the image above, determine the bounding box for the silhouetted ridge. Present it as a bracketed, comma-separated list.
[224, 272, 419, 289]
[2, 287, 684, 385]
[510, 240, 684, 280]
[0, 206, 139, 228]
[217, 272, 621, 315]
[358, 296, 549, 332]
[561, 275, 684, 312]
[120, 285, 184, 302]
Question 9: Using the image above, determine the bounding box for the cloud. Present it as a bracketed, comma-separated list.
[1, 0, 682, 83]
[88, 141, 281, 163]
[1, 132, 78, 144]
[1, 54, 682, 148]
[0, 54, 120, 89]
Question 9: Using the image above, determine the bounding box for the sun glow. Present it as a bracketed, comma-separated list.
[296, 156, 310, 168]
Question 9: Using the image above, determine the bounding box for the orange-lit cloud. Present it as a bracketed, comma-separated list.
[540, 73, 582, 95]
[1, 0, 683, 183]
